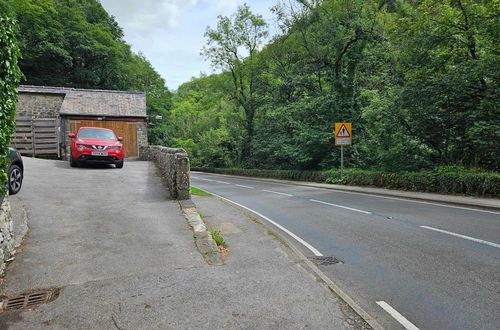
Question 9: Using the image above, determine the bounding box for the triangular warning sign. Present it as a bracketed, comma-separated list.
[336, 124, 350, 137]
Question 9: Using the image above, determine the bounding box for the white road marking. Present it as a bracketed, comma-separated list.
[192, 172, 499, 215]
[236, 184, 255, 189]
[215, 181, 231, 185]
[376, 301, 420, 330]
[204, 191, 323, 256]
[200, 178, 214, 182]
[420, 226, 500, 248]
[310, 199, 372, 215]
[262, 189, 293, 197]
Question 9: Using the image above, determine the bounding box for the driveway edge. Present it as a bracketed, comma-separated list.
[191, 171, 500, 210]
[209, 193, 384, 330]
[178, 200, 223, 266]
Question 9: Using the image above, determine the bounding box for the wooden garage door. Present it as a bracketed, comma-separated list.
[70, 120, 137, 157]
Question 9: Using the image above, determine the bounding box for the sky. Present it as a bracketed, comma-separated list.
[99, 0, 278, 91]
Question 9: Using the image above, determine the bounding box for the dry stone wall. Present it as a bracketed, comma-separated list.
[140, 145, 191, 200]
[0, 196, 14, 276]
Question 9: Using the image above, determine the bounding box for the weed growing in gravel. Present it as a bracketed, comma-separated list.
[209, 230, 227, 247]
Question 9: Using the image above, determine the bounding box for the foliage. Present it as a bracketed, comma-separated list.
[202, 4, 268, 163]
[169, 0, 499, 175]
[3, 0, 172, 143]
[0, 16, 23, 196]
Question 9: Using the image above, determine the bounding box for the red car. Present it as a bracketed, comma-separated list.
[68, 127, 124, 168]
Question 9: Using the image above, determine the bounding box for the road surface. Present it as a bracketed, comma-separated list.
[191, 171, 500, 330]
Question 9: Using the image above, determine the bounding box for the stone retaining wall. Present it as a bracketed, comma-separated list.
[0, 196, 14, 276]
[140, 145, 191, 200]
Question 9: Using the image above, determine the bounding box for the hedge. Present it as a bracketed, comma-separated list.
[191, 167, 500, 197]
[0, 16, 22, 196]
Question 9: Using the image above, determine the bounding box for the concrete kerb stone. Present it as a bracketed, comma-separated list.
[179, 201, 223, 266]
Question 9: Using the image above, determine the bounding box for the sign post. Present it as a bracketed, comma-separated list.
[334, 123, 352, 178]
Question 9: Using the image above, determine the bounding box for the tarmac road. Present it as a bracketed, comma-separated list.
[191, 171, 500, 330]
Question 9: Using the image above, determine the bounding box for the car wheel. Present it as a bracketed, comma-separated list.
[70, 156, 79, 167]
[8, 164, 23, 195]
[115, 160, 124, 168]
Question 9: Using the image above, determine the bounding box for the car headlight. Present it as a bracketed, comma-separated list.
[77, 144, 85, 151]
[114, 147, 121, 152]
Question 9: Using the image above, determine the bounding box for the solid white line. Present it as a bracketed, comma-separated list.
[236, 184, 254, 189]
[376, 301, 419, 330]
[192, 172, 500, 215]
[262, 189, 293, 197]
[205, 192, 323, 256]
[420, 226, 500, 248]
[215, 181, 231, 185]
[310, 199, 372, 215]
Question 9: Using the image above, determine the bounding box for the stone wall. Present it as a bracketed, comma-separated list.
[136, 122, 148, 149]
[0, 196, 14, 276]
[16, 93, 64, 118]
[140, 145, 191, 200]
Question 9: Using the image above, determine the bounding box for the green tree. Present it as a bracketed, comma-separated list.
[202, 4, 268, 164]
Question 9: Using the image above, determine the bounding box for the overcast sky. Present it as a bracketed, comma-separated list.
[99, 0, 278, 91]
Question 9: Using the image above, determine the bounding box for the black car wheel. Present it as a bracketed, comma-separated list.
[70, 156, 79, 167]
[8, 164, 23, 195]
[115, 160, 124, 169]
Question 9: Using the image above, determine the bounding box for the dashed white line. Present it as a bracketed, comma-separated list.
[204, 191, 323, 256]
[236, 184, 255, 189]
[310, 199, 372, 215]
[192, 172, 499, 215]
[376, 301, 419, 330]
[262, 189, 293, 197]
[215, 181, 231, 185]
[420, 226, 500, 248]
[200, 178, 214, 182]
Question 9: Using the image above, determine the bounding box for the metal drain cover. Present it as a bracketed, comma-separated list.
[308, 256, 343, 266]
[1, 289, 59, 312]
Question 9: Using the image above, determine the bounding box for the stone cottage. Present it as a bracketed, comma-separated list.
[14, 85, 148, 158]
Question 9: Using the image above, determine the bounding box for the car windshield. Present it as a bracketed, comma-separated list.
[78, 128, 116, 140]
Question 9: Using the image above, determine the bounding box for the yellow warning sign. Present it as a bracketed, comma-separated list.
[334, 123, 352, 146]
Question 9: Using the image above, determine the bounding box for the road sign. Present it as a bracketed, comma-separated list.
[335, 123, 352, 146]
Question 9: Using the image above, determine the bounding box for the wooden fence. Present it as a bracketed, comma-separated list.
[11, 117, 59, 157]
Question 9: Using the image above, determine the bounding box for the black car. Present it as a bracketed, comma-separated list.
[6, 147, 23, 195]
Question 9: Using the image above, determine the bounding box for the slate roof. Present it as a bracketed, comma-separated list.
[18, 85, 147, 118]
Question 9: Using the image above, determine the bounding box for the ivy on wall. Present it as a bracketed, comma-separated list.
[0, 16, 22, 196]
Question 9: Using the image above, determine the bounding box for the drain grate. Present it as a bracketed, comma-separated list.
[308, 256, 343, 266]
[1, 289, 59, 312]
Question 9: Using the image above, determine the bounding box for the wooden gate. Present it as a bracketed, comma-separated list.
[11, 117, 59, 156]
[69, 120, 138, 157]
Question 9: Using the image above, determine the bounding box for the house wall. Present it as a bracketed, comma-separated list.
[16, 93, 64, 118]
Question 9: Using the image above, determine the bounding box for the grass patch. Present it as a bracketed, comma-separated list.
[209, 230, 227, 247]
[198, 212, 205, 220]
[191, 186, 212, 196]
[243, 212, 262, 225]
[267, 230, 289, 247]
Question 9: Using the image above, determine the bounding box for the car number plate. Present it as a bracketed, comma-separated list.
[91, 151, 108, 156]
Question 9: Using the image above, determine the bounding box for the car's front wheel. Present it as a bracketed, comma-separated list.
[70, 156, 79, 167]
[8, 164, 23, 195]
[115, 160, 124, 168]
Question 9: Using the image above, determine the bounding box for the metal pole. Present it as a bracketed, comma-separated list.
[340, 145, 344, 178]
